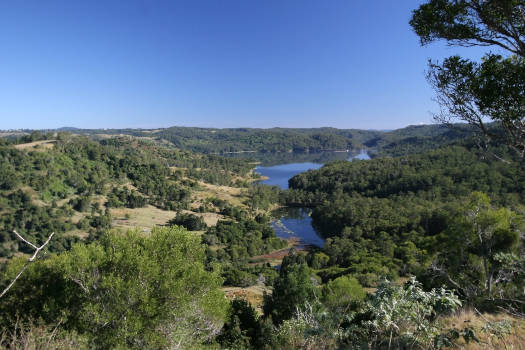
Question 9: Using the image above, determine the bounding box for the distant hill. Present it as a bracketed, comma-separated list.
[1, 123, 477, 156]
[365, 124, 477, 157]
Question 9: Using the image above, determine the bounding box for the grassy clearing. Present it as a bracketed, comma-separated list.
[111, 205, 224, 232]
[111, 205, 178, 232]
[439, 309, 525, 349]
[194, 182, 246, 208]
[223, 285, 271, 314]
[13, 140, 56, 150]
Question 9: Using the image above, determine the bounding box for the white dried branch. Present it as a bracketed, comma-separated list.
[12, 230, 38, 250]
[0, 231, 55, 298]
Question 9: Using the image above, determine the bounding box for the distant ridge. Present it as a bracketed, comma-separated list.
[1, 123, 477, 157]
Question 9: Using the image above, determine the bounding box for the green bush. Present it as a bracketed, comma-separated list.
[321, 275, 365, 313]
[0, 226, 228, 349]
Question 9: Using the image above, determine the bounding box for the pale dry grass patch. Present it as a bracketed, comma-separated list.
[111, 205, 178, 232]
[439, 309, 525, 349]
[195, 182, 246, 207]
[13, 140, 55, 151]
[223, 285, 271, 313]
[180, 209, 223, 226]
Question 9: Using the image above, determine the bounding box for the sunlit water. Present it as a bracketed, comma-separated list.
[254, 150, 371, 247]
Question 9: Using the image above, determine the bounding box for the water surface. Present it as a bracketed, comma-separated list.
[256, 162, 323, 189]
[253, 150, 371, 248]
[271, 207, 324, 248]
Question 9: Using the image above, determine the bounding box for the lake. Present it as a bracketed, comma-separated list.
[255, 150, 371, 247]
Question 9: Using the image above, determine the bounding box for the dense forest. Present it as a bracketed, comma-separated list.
[285, 141, 523, 275]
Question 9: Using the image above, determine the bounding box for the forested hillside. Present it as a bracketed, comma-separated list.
[3, 123, 475, 156]
[152, 127, 376, 153]
[284, 140, 524, 303]
[1, 127, 524, 349]
[0, 133, 254, 258]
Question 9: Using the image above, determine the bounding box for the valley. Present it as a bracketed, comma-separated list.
[1, 125, 523, 349]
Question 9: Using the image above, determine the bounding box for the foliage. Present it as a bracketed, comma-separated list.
[0, 226, 228, 349]
[339, 278, 461, 349]
[410, 0, 525, 159]
[0, 135, 252, 257]
[204, 217, 286, 264]
[288, 144, 523, 204]
[321, 275, 365, 313]
[274, 302, 338, 350]
[106, 187, 147, 208]
[143, 127, 371, 154]
[427, 192, 523, 302]
[246, 184, 281, 211]
[168, 212, 207, 231]
[218, 298, 259, 349]
[263, 278, 462, 350]
[285, 143, 524, 293]
[263, 252, 319, 325]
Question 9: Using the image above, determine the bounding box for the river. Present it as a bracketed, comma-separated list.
[255, 150, 371, 248]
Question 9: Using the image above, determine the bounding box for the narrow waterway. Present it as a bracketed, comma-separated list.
[255, 150, 370, 248]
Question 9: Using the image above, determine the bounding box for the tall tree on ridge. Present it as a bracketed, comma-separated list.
[410, 0, 525, 160]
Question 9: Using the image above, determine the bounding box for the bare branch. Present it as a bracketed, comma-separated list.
[12, 230, 38, 250]
[0, 263, 31, 299]
[0, 231, 55, 298]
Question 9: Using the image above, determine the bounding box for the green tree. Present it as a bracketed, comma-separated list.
[218, 298, 259, 349]
[410, 0, 525, 159]
[0, 226, 228, 349]
[430, 192, 521, 300]
[321, 275, 366, 313]
[263, 253, 318, 325]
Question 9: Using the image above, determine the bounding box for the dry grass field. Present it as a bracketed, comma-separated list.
[111, 205, 178, 232]
[439, 309, 525, 349]
[13, 140, 56, 151]
[194, 182, 246, 208]
[111, 205, 225, 232]
[223, 284, 271, 313]
[180, 209, 223, 226]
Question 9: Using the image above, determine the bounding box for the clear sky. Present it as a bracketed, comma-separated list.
[0, 0, 487, 130]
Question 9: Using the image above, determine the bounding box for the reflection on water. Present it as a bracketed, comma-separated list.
[247, 150, 371, 248]
[256, 162, 323, 189]
[352, 150, 371, 161]
[271, 207, 324, 248]
[225, 150, 354, 166]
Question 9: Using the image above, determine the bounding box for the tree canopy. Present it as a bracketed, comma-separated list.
[0, 226, 228, 349]
[410, 0, 525, 159]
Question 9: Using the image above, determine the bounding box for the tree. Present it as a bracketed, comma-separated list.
[263, 252, 318, 325]
[321, 275, 366, 313]
[218, 298, 259, 349]
[429, 192, 522, 300]
[410, 0, 525, 159]
[0, 226, 228, 349]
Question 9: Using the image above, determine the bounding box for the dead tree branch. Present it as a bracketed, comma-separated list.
[0, 231, 54, 298]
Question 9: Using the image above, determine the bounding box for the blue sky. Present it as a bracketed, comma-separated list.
[0, 0, 487, 130]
